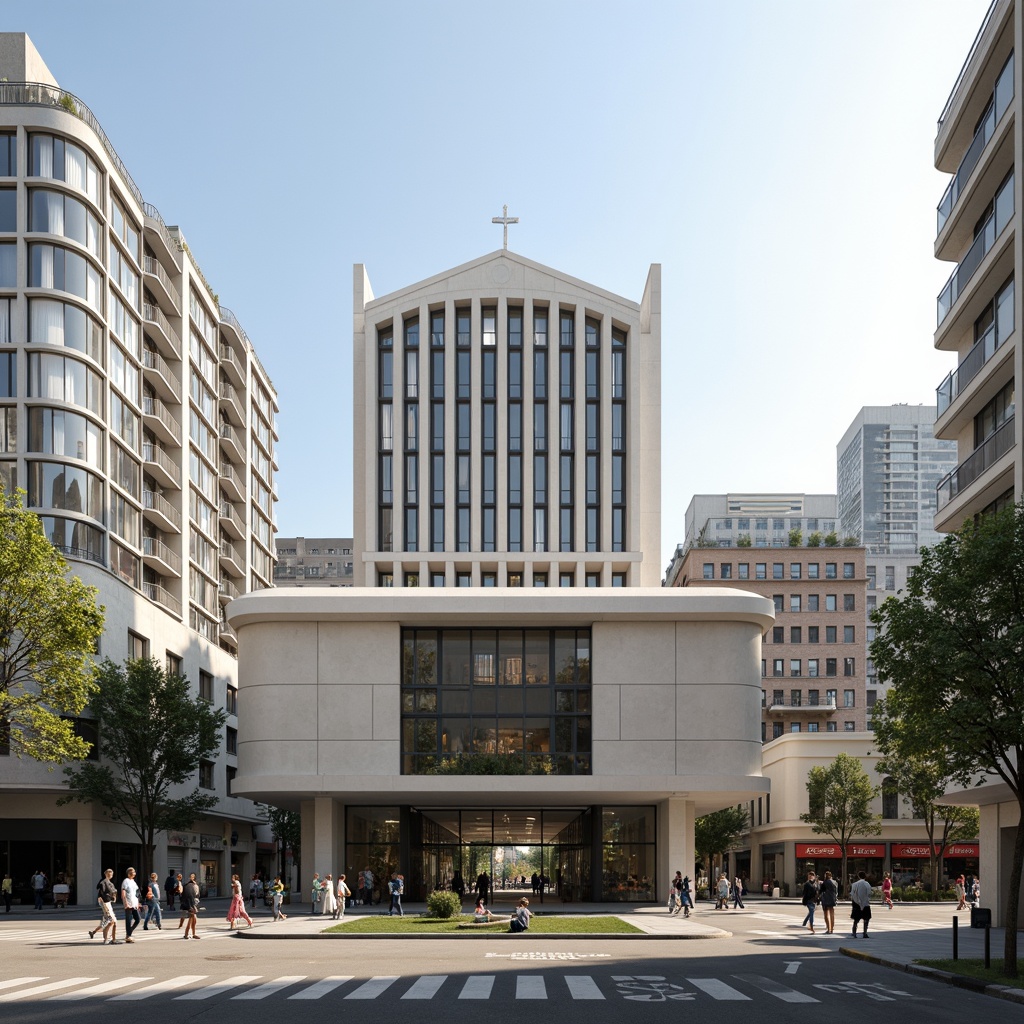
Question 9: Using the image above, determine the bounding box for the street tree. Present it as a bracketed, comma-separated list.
[800, 752, 880, 896]
[60, 658, 225, 879]
[694, 806, 749, 889]
[0, 489, 104, 764]
[263, 804, 301, 885]
[870, 502, 1024, 976]
[874, 747, 980, 898]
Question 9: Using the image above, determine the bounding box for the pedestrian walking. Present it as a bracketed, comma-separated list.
[227, 874, 254, 928]
[335, 874, 351, 919]
[310, 872, 322, 915]
[668, 871, 683, 913]
[89, 868, 118, 944]
[819, 870, 838, 933]
[850, 870, 873, 938]
[2, 872, 11, 914]
[882, 872, 894, 910]
[181, 872, 201, 939]
[270, 875, 288, 921]
[30, 868, 46, 910]
[388, 873, 404, 916]
[120, 867, 141, 942]
[716, 874, 730, 910]
[955, 874, 967, 910]
[164, 871, 176, 912]
[476, 870, 490, 906]
[143, 872, 162, 930]
[680, 875, 693, 917]
[321, 874, 338, 918]
[801, 871, 819, 933]
[733, 875, 745, 910]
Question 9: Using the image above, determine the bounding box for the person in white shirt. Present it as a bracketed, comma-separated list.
[849, 870, 873, 939]
[335, 874, 351, 920]
[121, 867, 142, 943]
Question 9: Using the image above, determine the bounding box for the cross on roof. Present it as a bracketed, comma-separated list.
[491, 204, 519, 250]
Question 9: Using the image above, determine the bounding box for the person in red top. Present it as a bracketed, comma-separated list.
[881, 872, 893, 910]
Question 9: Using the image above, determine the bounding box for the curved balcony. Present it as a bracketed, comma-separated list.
[935, 319, 1013, 417]
[220, 539, 245, 578]
[143, 580, 182, 616]
[142, 489, 182, 533]
[142, 441, 181, 490]
[937, 172, 1014, 326]
[219, 500, 245, 539]
[219, 461, 245, 503]
[936, 414, 1016, 511]
[143, 255, 181, 315]
[142, 395, 181, 446]
[143, 301, 181, 361]
[219, 382, 245, 427]
[218, 576, 240, 604]
[142, 347, 181, 403]
[219, 343, 245, 388]
[142, 535, 182, 578]
[937, 52, 1014, 236]
[143, 204, 183, 272]
[219, 421, 245, 463]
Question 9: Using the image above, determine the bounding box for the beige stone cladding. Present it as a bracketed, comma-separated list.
[673, 547, 869, 734]
[227, 586, 773, 894]
[352, 251, 661, 587]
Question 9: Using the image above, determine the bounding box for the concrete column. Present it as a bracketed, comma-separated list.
[657, 797, 695, 904]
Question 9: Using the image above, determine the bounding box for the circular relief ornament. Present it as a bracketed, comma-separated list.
[491, 260, 512, 285]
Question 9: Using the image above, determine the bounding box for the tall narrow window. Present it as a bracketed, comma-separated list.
[378, 325, 394, 552]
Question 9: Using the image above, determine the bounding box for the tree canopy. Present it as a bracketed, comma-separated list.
[694, 806, 749, 883]
[870, 502, 1024, 975]
[60, 658, 226, 877]
[0, 489, 104, 764]
[800, 752, 880, 895]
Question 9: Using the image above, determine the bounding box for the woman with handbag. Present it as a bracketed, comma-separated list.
[89, 868, 118, 944]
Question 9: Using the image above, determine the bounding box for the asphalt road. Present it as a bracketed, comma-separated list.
[0, 903, 1018, 1023]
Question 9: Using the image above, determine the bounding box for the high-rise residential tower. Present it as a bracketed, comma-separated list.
[0, 34, 278, 901]
[352, 250, 662, 587]
[932, 0, 1020, 528]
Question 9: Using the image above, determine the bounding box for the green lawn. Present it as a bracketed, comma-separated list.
[324, 914, 642, 934]
[915, 959, 1023, 986]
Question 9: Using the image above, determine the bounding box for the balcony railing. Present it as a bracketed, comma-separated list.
[143, 302, 182, 359]
[936, 414, 1016, 510]
[219, 421, 244, 453]
[766, 697, 838, 712]
[142, 203, 183, 269]
[219, 461, 245, 494]
[142, 489, 182, 531]
[0, 81, 143, 207]
[142, 395, 182, 444]
[937, 172, 1015, 325]
[142, 442, 182, 487]
[143, 255, 182, 310]
[219, 577, 240, 601]
[219, 343, 244, 380]
[936, 318, 1009, 415]
[142, 535, 182, 575]
[142, 347, 182, 399]
[937, 51, 1015, 234]
[143, 581, 182, 616]
[220, 501, 244, 534]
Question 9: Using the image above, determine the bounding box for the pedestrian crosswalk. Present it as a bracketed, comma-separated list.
[0, 972, 929, 1004]
[0, 926, 234, 945]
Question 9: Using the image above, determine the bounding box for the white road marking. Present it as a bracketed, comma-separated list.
[459, 975, 495, 999]
[402, 975, 447, 999]
[565, 975, 605, 1000]
[344, 976, 399, 999]
[288, 976, 354, 1000]
[110, 975, 209, 1000]
[689, 978, 751, 1001]
[0, 978, 97, 1002]
[516, 976, 547, 999]
[174, 975, 262, 1000]
[733, 974, 820, 1003]
[51, 977, 152, 1000]
[232, 975, 307, 999]
[784, 961, 802, 974]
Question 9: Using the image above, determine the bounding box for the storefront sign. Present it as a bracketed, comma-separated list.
[168, 832, 198, 847]
[892, 843, 980, 858]
[200, 834, 222, 850]
[795, 843, 884, 858]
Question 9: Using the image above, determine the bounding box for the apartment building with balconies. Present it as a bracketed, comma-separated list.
[0, 33, 278, 902]
[274, 536, 354, 586]
[932, 0, 1020, 529]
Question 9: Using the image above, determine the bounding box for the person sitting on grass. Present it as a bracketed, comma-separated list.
[509, 897, 532, 933]
[473, 897, 504, 923]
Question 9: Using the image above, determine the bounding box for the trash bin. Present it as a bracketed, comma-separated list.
[772, 887, 781, 899]
[970, 906, 992, 928]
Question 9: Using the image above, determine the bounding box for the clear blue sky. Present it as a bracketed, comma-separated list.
[7, 0, 992, 567]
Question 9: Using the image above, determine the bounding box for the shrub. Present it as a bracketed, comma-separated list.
[426, 890, 462, 919]
[823, 531, 839, 547]
[737, 534, 752, 548]
[807, 532, 822, 547]
[788, 528, 803, 547]
[842, 536, 860, 547]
